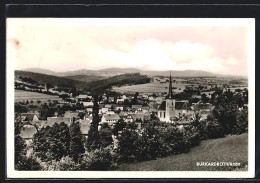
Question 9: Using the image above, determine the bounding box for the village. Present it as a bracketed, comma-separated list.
[15, 73, 248, 154]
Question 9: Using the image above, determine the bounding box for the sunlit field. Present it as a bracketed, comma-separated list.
[112, 81, 186, 94]
[15, 89, 61, 102]
[117, 133, 248, 171]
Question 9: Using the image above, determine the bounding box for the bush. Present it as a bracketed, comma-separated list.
[116, 127, 139, 163]
[232, 109, 248, 135]
[80, 145, 117, 170]
[15, 155, 42, 170]
[201, 120, 225, 139]
[40, 156, 80, 171]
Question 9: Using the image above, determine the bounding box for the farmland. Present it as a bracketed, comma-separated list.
[112, 81, 186, 94]
[117, 133, 248, 171]
[15, 89, 61, 102]
[112, 76, 248, 95]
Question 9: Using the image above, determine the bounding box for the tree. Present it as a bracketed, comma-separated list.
[201, 93, 209, 103]
[212, 103, 238, 135]
[233, 108, 248, 134]
[69, 122, 85, 162]
[15, 120, 26, 165]
[116, 123, 139, 163]
[15, 155, 42, 170]
[99, 123, 113, 148]
[45, 82, 53, 92]
[15, 103, 28, 113]
[80, 145, 116, 170]
[32, 122, 71, 161]
[15, 135, 26, 165]
[39, 103, 55, 120]
[112, 119, 126, 136]
[41, 156, 79, 171]
[86, 95, 100, 151]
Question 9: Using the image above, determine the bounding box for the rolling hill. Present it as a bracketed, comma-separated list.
[24, 67, 219, 77]
[64, 75, 106, 83]
[15, 71, 151, 92]
[118, 133, 248, 171]
[15, 70, 87, 89]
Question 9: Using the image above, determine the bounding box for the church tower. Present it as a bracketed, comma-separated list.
[167, 72, 174, 99]
[165, 72, 175, 122]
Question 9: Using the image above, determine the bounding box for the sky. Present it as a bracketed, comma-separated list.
[7, 18, 253, 76]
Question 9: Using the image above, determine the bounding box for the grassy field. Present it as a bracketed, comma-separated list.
[112, 81, 186, 94]
[117, 133, 248, 171]
[15, 89, 61, 102]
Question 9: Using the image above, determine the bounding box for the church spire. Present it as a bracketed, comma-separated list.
[168, 71, 174, 99]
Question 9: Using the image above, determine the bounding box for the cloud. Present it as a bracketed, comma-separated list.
[226, 57, 238, 65]
[98, 39, 232, 73]
[164, 40, 214, 62]
[7, 19, 246, 75]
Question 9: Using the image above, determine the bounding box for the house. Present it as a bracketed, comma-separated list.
[132, 105, 142, 110]
[20, 113, 39, 123]
[148, 101, 159, 113]
[64, 111, 79, 122]
[148, 95, 156, 101]
[106, 110, 115, 115]
[101, 108, 109, 114]
[86, 107, 93, 113]
[124, 114, 143, 130]
[118, 111, 129, 121]
[100, 113, 120, 126]
[116, 98, 125, 103]
[141, 103, 150, 113]
[105, 104, 112, 109]
[78, 94, 88, 100]
[125, 113, 150, 123]
[19, 124, 37, 142]
[137, 95, 143, 99]
[192, 103, 214, 112]
[82, 101, 93, 107]
[79, 118, 92, 124]
[108, 97, 115, 103]
[115, 106, 124, 111]
[45, 117, 71, 127]
[192, 103, 214, 120]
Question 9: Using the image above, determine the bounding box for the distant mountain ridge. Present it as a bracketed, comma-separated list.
[23, 67, 219, 77]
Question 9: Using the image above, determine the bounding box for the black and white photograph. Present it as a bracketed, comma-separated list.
[6, 18, 255, 178]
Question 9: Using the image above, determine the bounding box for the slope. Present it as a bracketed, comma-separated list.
[118, 133, 248, 171]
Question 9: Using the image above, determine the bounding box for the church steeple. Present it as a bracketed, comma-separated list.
[168, 71, 174, 99]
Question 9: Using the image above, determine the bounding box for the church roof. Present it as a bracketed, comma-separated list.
[175, 102, 187, 109]
[158, 100, 191, 111]
[158, 101, 166, 110]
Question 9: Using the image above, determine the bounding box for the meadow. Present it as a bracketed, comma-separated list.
[117, 133, 248, 171]
[112, 81, 186, 94]
[15, 89, 61, 102]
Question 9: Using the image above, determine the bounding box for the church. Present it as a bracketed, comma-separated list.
[157, 74, 194, 123]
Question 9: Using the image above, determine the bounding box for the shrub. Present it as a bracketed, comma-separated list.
[15, 155, 42, 170]
[116, 127, 139, 163]
[80, 145, 117, 170]
[201, 120, 225, 139]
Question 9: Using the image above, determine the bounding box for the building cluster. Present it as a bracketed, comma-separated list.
[15, 74, 215, 145]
